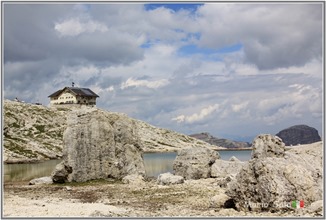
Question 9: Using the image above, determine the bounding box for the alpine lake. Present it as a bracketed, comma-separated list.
[4, 150, 252, 182]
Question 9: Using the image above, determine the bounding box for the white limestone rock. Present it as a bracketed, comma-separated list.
[211, 159, 246, 178]
[226, 135, 323, 212]
[173, 148, 220, 180]
[251, 134, 285, 159]
[29, 176, 53, 185]
[122, 174, 145, 184]
[210, 192, 231, 208]
[157, 172, 184, 185]
[52, 109, 145, 182]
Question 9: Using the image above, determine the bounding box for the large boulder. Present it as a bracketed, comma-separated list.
[276, 124, 321, 146]
[52, 108, 145, 183]
[173, 148, 220, 180]
[226, 134, 322, 212]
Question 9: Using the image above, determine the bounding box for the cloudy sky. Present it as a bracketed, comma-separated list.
[3, 2, 323, 141]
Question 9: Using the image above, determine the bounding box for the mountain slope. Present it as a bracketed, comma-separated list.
[4, 100, 68, 163]
[3, 100, 222, 163]
[189, 132, 251, 149]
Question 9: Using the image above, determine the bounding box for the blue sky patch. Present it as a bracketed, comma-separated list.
[144, 3, 203, 12]
[179, 43, 243, 56]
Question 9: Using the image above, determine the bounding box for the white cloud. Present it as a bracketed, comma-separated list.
[196, 3, 322, 70]
[54, 18, 108, 37]
[172, 104, 219, 124]
[4, 3, 323, 141]
[120, 77, 169, 89]
[58, 65, 100, 83]
[231, 101, 249, 112]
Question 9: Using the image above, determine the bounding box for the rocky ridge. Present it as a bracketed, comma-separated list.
[3, 100, 222, 163]
[190, 132, 251, 149]
[3, 100, 67, 163]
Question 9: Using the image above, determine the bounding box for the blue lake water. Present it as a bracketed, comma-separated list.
[3, 150, 252, 182]
[144, 150, 252, 177]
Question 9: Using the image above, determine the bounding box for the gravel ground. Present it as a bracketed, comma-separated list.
[3, 178, 318, 218]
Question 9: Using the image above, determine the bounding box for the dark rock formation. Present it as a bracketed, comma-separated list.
[275, 124, 321, 146]
[226, 134, 322, 212]
[190, 132, 251, 149]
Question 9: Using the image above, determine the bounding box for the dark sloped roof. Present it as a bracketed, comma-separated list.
[48, 87, 99, 98]
[48, 89, 64, 97]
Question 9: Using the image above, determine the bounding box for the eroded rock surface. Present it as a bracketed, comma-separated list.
[251, 134, 285, 159]
[52, 108, 145, 182]
[226, 134, 323, 212]
[211, 159, 245, 178]
[173, 148, 220, 180]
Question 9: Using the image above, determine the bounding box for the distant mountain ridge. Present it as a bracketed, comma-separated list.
[189, 132, 251, 149]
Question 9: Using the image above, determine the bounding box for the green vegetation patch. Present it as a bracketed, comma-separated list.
[53, 179, 122, 187]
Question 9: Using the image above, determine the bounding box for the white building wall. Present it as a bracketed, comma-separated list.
[50, 90, 97, 106]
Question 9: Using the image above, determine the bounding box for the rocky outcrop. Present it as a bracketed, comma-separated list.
[3, 100, 67, 163]
[276, 124, 321, 146]
[210, 159, 245, 178]
[157, 172, 184, 185]
[190, 132, 251, 149]
[226, 134, 323, 212]
[251, 134, 285, 159]
[173, 148, 220, 180]
[4, 99, 221, 163]
[52, 108, 145, 182]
